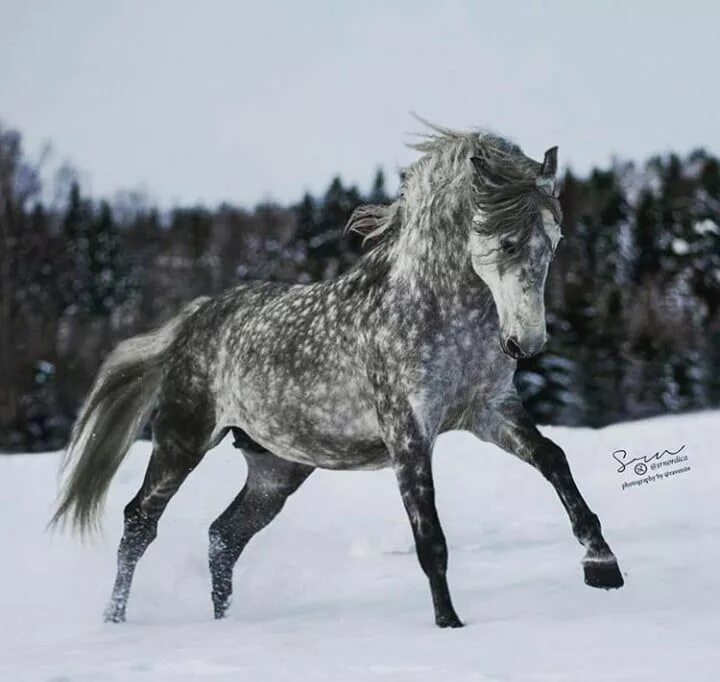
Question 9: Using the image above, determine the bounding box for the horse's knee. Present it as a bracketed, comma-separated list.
[532, 438, 570, 480]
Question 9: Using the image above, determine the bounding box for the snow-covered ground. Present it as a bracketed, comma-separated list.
[1, 412, 718, 681]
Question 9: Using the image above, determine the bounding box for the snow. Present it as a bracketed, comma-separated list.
[1, 412, 719, 681]
[694, 218, 720, 236]
[671, 237, 690, 255]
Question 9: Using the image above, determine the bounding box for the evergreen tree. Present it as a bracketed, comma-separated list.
[296, 192, 318, 242]
[295, 192, 321, 280]
[298, 176, 364, 280]
[86, 201, 130, 316]
[61, 186, 130, 317]
[61, 182, 93, 309]
[632, 190, 662, 283]
[369, 168, 390, 204]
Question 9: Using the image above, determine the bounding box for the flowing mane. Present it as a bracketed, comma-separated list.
[345, 117, 561, 259]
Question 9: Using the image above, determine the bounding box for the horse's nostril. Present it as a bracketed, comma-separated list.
[505, 336, 524, 359]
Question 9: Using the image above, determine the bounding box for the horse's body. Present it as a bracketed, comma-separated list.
[183, 264, 506, 471]
[53, 121, 623, 628]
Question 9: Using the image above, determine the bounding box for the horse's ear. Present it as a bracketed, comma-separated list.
[470, 156, 505, 186]
[541, 146, 558, 178]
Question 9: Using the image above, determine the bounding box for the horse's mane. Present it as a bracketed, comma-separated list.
[344, 201, 404, 243]
[345, 117, 560, 256]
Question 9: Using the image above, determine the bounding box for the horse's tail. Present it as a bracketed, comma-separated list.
[50, 296, 210, 534]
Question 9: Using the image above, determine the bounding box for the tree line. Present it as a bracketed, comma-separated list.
[1, 122, 719, 452]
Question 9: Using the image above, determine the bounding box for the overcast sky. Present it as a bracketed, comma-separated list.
[2, 1, 718, 207]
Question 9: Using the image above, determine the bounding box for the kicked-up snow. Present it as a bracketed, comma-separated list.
[1, 412, 718, 681]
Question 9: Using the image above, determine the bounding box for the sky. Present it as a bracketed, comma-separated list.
[1, 0, 718, 208]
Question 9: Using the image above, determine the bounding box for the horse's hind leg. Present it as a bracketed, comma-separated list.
[209, 436, 313, 619]
[104, 407, 216, 623]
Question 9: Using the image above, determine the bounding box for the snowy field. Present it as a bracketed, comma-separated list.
[1, 412, 718, 681]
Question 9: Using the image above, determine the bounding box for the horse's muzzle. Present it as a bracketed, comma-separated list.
[501, 334, 546, 360]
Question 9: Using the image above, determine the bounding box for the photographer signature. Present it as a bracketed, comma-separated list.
[612, 445, 686, 476]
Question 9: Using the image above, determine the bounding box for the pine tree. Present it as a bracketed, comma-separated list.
[61, 182, 93, 309]
[61, 186, 130, 317]
[295, 192, 321, 280]
[632, 189, 661, 283]
[87, 201, 130, 316]
[296, 193, 318, 242]
[311, 176, 362, 279]
[369, 168, 390, 204]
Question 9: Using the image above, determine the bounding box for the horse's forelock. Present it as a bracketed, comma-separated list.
[468, 135, 559, 259]
[473, 181, 561, 265]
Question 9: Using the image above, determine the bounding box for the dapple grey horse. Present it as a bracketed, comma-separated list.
[53, 121, 623, 628]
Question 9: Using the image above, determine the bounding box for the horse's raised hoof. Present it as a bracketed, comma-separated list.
[435, 612, 464, 629]
[583, 557, 624, 590]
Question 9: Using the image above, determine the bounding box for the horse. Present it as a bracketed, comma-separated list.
[52, 120, 624, 628]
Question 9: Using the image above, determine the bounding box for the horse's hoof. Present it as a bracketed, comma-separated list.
[435, 612, 464, 628]
[103, 611, 126, 623]
[583, 557, 624, 589]
[213, 603, 229, 620]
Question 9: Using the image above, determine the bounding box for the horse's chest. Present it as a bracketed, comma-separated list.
[417, 322, 514, 431]
[464, 342, 514, 395]
[428, 316, 512, 386]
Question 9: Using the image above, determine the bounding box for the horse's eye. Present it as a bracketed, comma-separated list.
[500, 238, 518, 255]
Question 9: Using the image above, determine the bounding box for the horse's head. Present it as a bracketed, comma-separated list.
[468, 146, 562, 359]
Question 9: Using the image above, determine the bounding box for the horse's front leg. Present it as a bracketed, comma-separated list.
[473, 394, 624, 589]
[375, 400, 463, 628]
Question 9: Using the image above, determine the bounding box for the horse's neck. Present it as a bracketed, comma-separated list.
[338, 184, 491, 321]
[387, 198, 472, 301]
[341, 236, 494, 340]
